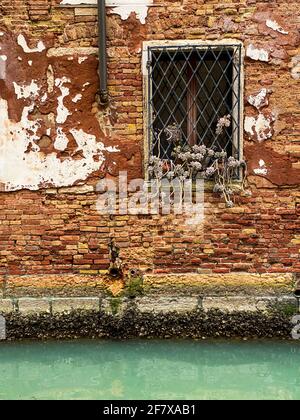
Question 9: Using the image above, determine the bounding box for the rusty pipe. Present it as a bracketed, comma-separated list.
[98, 0, 109, 105]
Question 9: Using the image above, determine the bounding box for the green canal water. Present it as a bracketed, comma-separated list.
[0, 340, 300, 400]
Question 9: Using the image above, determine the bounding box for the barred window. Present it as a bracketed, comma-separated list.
[144, 43, 243, 166]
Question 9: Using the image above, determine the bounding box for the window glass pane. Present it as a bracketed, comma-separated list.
[149, 45, 241, 161]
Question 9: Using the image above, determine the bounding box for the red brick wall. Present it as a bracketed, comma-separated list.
[0, 0, 299, 277]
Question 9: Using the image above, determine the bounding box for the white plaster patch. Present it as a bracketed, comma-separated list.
[54, 128, 69, 151]
[82, 82, 90, 91]
[60, 0, 152, 24]
[41, 93, 48, 103]
[108, 1, 152, 24]
[254, 159, 268, 176]
[0, 56, 6, 79]
[266, 19, 288, 35]
[72, 94, 82, 103]
[0, 97, 119, 191]
[55, 77, 71, 124]
[248, 89, 268, 110]
[0, 32, 4, 36]
[28, 60, 33, 66]
[246, 44, 269, 62]
[0, 55, 7, 61]
[78, 56, 88, 64]
[13, 80, 39, 100]
[17, 34, 45, 53]
[291, 56, 300, 80]
[245, 114, 275, 142]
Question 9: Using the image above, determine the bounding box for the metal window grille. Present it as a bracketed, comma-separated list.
[147, 44, 242, 162]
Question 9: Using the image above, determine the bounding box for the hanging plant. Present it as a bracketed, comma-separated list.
[148, 115, 249, 207]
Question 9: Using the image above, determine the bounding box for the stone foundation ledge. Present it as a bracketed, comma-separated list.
[143, 272, 295, 296]
[0, 272, 296, 298]
[0, 295, 297, 316]
[0, 294, 297, 341]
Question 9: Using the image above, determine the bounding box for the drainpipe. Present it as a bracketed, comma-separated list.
[294, 283, 300, 313]
[98, 0, 109, 105]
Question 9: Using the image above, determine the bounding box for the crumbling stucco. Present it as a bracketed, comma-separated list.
[0, 32, 121, 191]
[0, 97, 118, 191]
[17, 34, 45, 53]
[60, 0, 153, 24]
[253, 159, 268, 176]
[244, 113, 275, 142]
[246, 44, 269, 62]
[248, 88, 269, 110]
[266, 19, 288, 35]
[291, 56, 300, 80]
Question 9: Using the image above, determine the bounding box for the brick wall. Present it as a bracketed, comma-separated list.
[0, 0, 299, 278]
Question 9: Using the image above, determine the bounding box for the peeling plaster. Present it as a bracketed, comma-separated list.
[0, 29, 129, 192]
[55, 77, 71, 124]
[246, 144, 300, 186]
[41, 93, 48, 103]
[13, 80, 39, 100]
[291, 56, 300, 80]
[248, 89, 269, 110]
[78, 57, 88, 64]
[54, 128, 69, 151]
[17, 34, 45, 54]
[246, 44, 269, 62]
[266, 19, 288, 35]
[254, 159, 268, 176]
[60, 0, 153, 24]
[0, 56, 6, 79]
[72, 94, 82, 103]
[245, 113, 275, 142]
[0, 97, 119, 191]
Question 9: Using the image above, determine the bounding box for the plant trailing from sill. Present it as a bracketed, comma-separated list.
[148, 115, 250, 207]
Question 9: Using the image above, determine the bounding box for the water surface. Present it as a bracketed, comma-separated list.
[0, 340, 299, 400]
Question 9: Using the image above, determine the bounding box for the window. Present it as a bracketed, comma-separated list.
[143, 41, 243, 170]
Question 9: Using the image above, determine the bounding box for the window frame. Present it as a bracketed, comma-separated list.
[142, 39, 245, 180]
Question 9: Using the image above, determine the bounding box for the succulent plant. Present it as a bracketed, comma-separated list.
[148, 115, 247, 207]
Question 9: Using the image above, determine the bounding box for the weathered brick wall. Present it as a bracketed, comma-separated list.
[0, 0, 299, 278]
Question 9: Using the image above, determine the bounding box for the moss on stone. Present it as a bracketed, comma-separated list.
[124, 276, 144, 298]
[109, 298, 122, 315]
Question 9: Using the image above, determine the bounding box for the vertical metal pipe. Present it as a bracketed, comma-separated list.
[98, 0, 109, 105]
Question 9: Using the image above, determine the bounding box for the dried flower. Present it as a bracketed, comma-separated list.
[190, 161, 202, 170]
[167, 171, 175, 179]
[227, 156, 239, 168]
[226, 200, 234, 208]
[192, 145, 207, 154]
[216, 114, 231, 136]
[213, 183, 224, 193]
[164, 123, 181, 144]
[205, 166, 216, 177]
